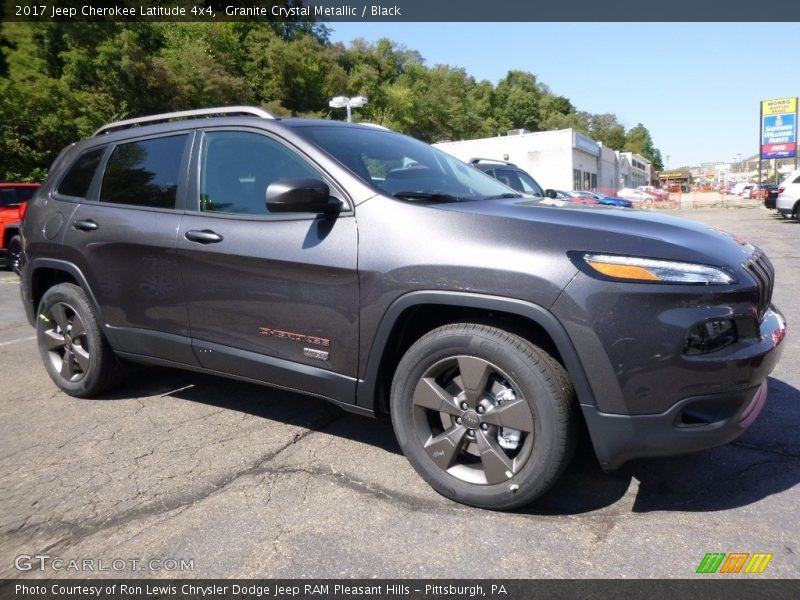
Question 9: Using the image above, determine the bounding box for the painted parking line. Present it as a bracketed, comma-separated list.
[0, 335, 36, 347]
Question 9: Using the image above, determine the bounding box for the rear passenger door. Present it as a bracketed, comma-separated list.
[60, 132, 197, 365]
[177, 129, 359, 400]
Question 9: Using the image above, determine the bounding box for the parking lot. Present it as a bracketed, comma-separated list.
[1, 205, 798, 579]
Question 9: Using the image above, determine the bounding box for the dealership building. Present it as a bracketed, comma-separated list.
[433, 129, 653, 194]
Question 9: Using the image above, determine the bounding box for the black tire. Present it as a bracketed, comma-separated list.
[390, 323, 576, 510]
[36, 283, 122, 397]
[8, 235, 22, 274]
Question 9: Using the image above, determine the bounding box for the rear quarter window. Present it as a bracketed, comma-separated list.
[57, 147, 106, 198]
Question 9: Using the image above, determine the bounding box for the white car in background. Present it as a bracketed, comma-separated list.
[616, 188, 661, 203]
[776, 169, 800, 219]
[731, 182, 750, 196]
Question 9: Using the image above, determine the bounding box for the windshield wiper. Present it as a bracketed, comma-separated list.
[393, 191, 462, 203]
[482, 192, 523, 200]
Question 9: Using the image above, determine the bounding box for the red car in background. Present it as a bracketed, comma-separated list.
[637, 185, 671, 200]
[1, 183, 39, 272]
[751, 183, 778, 201]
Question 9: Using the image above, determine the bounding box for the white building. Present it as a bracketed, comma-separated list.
[616, 151, 652, 189]
[434, 129, 640, 194]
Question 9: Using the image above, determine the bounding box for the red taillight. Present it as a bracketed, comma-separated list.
[778, 187, 785, 194]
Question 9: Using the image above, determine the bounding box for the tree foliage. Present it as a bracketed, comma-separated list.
[0, 22, 663, 180]
[624, 122, 664, 171]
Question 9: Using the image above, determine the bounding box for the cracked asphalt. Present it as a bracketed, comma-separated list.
[1, 206, 798, 579]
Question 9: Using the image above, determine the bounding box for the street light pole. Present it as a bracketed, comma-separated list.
[329, 96, 368, 123]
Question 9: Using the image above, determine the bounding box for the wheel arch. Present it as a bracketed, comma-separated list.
[26, 259, 107, 336]
[356, 291, 597, 414]
[3, 224, 20, 247]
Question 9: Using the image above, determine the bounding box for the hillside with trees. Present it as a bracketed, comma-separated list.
[0, 21, 663, 180]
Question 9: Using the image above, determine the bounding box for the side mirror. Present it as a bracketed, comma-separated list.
[266, 178, 341, 214]
[545, 189, 557, 199]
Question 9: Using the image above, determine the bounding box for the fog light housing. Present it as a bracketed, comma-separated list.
[684, 318, 738, 355]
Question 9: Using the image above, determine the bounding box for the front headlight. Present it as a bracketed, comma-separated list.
[581, 253, 735, 284]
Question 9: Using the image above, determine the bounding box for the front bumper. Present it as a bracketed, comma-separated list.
[582, 306, 785, 470]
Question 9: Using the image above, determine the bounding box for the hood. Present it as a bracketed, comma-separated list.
[434, 198, 758, 270]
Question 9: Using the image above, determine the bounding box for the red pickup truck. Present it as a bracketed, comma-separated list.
[1, 183, 39, 272]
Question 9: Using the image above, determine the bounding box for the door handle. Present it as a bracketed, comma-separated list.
[185, 229, 223, 244]
[73, 219, 99, 231]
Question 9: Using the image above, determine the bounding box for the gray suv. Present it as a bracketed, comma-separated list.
[19, 107, 786, 509]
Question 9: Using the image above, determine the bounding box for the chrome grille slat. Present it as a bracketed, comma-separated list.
[746, 251, 774, 320]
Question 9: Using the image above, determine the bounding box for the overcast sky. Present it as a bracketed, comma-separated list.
[329, 22, 800, 169]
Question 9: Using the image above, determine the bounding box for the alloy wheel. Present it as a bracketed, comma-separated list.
[411, 355, 535, 485]
[40, 302, 91, 383]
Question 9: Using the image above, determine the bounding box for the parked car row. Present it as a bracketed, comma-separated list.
[468, 159, 639, 208]
[567, 190, 633, 208]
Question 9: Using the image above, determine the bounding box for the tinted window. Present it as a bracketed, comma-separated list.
[101, 135, 187, 209]
[17, 187, 37, 202]
[0, 186, 39, 207]
[200, 131, 322, 215]
[494, 168, 544, 197]
[57, 147, 105, 198]
[0, 189, 19, 207]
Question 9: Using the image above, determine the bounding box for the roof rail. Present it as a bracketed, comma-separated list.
[93, 106, 276, 137]
[469, 157, 517, 167]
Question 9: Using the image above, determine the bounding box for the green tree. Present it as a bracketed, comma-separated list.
[0, 20, 665, 180]
[588, 113, 626, 149]
[494, 70, 544, 133]
[624, 123, 663, 171]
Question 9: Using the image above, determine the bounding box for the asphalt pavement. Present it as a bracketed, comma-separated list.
[1, 205, 798, 579]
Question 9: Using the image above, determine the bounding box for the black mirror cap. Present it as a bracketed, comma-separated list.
[545, 189, 557, 199]
[266, 178, 341, 214]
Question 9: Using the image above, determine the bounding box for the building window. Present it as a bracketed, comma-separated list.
[573, 169, 581, 190]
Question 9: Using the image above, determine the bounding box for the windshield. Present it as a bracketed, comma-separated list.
[296, 125, 520, 202]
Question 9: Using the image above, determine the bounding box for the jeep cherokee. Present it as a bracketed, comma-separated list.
[18, 107, 786, 509]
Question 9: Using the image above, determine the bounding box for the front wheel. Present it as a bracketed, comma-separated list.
[390, 323, 576, 510]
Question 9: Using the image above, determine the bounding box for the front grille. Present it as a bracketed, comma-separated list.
[746, 251, 774, 320]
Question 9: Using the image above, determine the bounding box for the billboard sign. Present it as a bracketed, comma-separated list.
[761, 97, 797, 159]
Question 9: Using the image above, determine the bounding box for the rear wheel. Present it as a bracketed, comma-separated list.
[390, 323, 576, 510]
[36, 283, 122, 397]
[8, 235, 22, 274]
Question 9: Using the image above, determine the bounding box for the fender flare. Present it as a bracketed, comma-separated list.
[355, 290, 597, 412]
[2, 221, 20, 245]
[23, 258, 115, 345]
